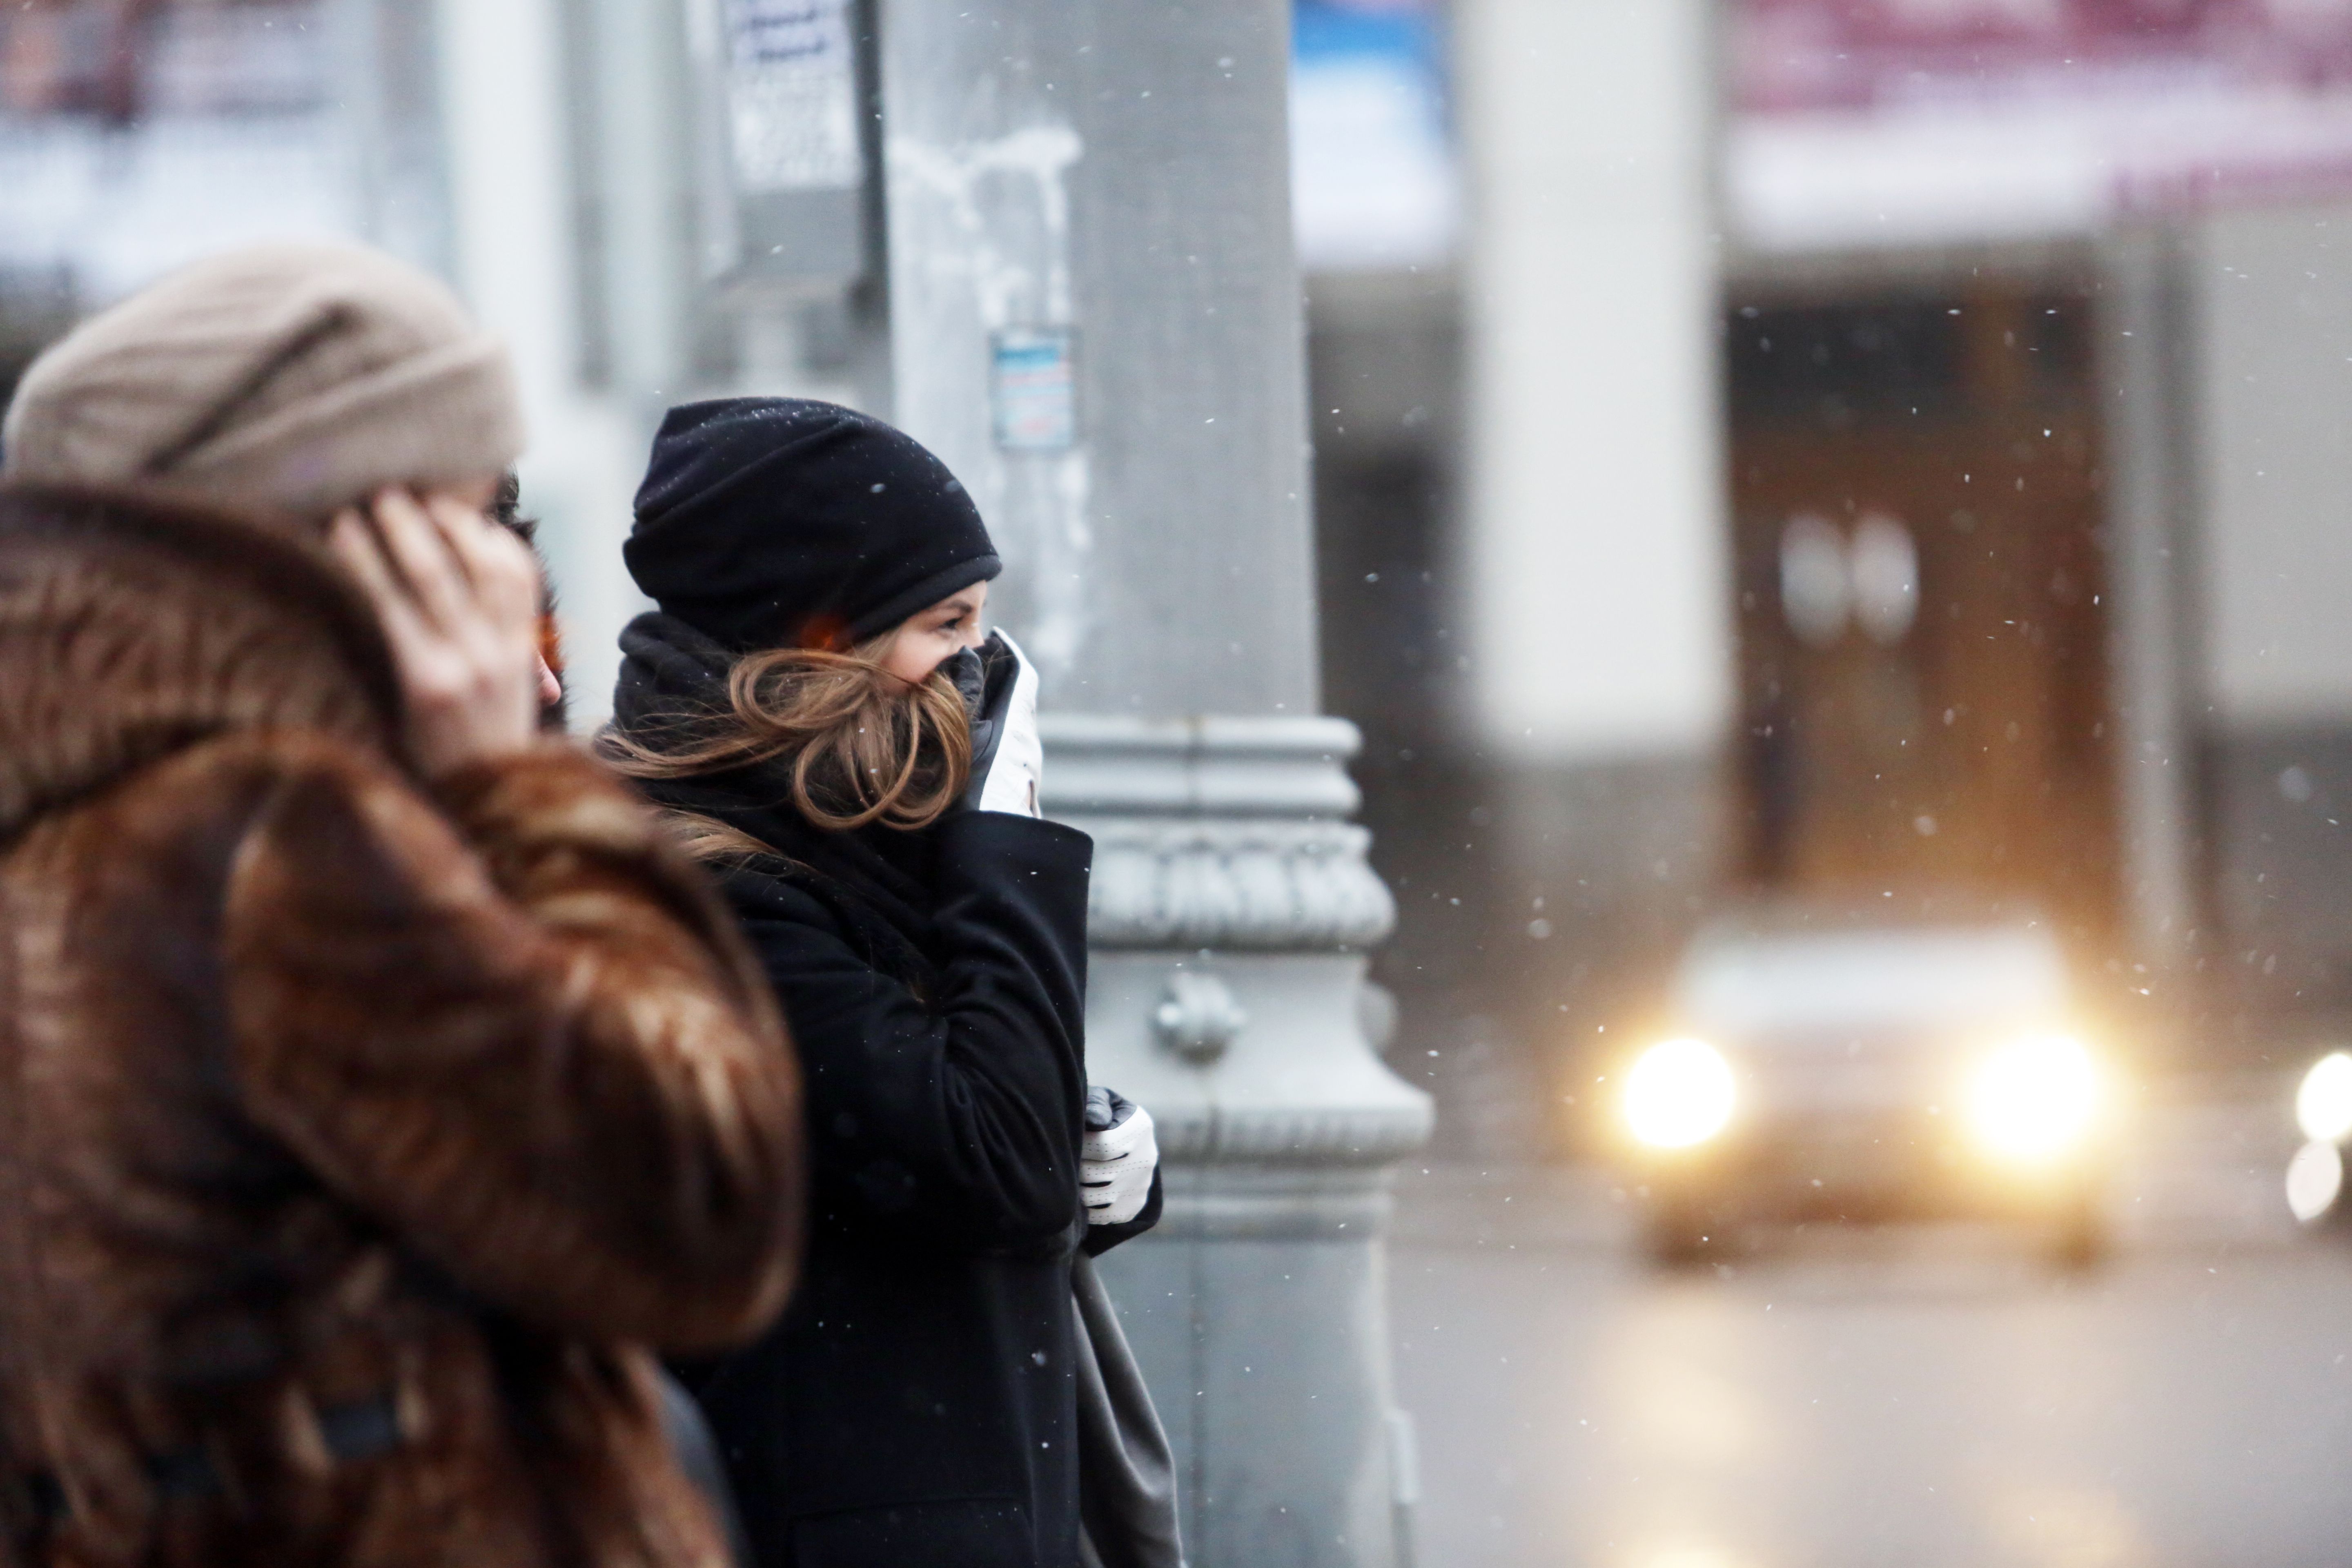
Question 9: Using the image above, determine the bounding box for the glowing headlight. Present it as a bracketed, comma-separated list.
[1624, 1038, 1735, 1149]
[1965, 1034, 2099, 1164]
[2297, 1051, 2352, 1144]
[2288, 1139, 2345, 1224]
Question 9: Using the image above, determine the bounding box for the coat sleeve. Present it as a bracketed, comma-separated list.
[734, 811, 1092, 1250]
[219, 737, 803, 1355]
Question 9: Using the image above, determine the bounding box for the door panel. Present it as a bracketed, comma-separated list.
[1728, 286, 2115, 940]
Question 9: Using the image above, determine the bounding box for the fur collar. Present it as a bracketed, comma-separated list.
[0, 484, 405, 842]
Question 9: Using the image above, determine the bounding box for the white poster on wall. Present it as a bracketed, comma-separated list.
[722, 0, 863, 194]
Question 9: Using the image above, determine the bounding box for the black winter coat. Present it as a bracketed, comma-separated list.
[614, 615, 1152, 1568]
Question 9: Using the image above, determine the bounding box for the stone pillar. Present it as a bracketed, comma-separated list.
[1457, 0, 1727, 763]
[431, 0, 652, 728]
[1444, 0, 1727, 1148]
[874, 2, 1433, 1564]
[1040, 718, 1427, 1567]
[2096, 227, 2201, 981]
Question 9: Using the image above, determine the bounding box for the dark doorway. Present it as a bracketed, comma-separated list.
[1726, 283, 2117, 946]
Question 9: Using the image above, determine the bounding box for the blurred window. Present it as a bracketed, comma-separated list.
[0, 2, 323, 124]
[1850, 512, 1919, 647]
[1773, 512, 1920, 651]
[1778, 513, 1851, 649]
[1729, 299, 1963, 422]
[1729, 294, 2088, 425]
[0, 0, 368, 354]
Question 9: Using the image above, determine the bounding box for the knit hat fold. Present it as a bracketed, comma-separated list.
[624, 398, 1001, 653]
[2, 242, 523, 523]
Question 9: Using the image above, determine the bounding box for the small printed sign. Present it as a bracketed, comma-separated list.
[991, 327, 1078, 452]
[721, 0, 862, 193]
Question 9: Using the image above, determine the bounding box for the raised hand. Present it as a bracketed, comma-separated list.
[329, 486, 543, 777]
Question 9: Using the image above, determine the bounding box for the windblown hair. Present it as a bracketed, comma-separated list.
[604, 632, 972, 861]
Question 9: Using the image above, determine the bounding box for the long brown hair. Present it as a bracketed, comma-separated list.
[604, 629, 971, 862]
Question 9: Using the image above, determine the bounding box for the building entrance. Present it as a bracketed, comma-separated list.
[1727, 283, 2116, 943]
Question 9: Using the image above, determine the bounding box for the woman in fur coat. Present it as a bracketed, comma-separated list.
[0, 247, 804, 1568]
[606, 398, 1164, 1568]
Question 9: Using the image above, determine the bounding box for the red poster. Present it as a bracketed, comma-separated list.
[1737, 1, 2352, 116]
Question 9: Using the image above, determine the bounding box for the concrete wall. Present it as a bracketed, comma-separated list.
[2198, 203, 2352, 732]
[2189, 202, 2352, 1031]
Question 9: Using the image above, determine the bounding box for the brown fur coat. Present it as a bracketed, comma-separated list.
[0, 488, 802, 1567]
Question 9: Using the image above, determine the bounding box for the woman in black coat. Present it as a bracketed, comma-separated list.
[605, 398, 1161, 1568]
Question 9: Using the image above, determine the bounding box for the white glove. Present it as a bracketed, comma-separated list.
[1082, 1095, 1158, 1227]
[976, 628, 1042, 817]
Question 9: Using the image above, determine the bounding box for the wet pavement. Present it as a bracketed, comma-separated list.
[1388, 1078, 2352, 1568]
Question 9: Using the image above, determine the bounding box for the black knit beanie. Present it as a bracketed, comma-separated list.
[623, 398, 1001, 652]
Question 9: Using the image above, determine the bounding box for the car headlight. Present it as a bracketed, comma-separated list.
[2297, 1051, 2352, 1144]
[1624, 1038, 1735, 1149]
[1965, 1033, 2099, 1164]
[2288, 1139, 2346, 1223]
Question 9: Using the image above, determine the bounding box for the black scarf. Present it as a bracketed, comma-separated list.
[608, 612, 945, 991]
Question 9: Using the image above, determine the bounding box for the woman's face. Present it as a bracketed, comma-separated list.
[879, 581, 989, 686]
[431, 474, 565, 717]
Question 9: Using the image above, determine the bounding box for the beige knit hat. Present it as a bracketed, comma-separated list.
[2, 242, 523, 522]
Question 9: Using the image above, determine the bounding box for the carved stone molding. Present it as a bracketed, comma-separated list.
[1152, 1103, 1435, 1168]
[1042, 714, 1398, 953]
[1152, 971, 1249, 1063]
[1084, 947, 1434, 1171]
[1082, 817, 1395, 951]
[1152, 1163, 1401, 1241]
[1047, 716, 1433, 1173]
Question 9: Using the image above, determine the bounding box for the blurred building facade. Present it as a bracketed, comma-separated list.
[12, 0, 2352, 1189]
[0, 0, 679, 715]
[0, 4, 1430, 1563]
[1296, 0, 2352, 1160]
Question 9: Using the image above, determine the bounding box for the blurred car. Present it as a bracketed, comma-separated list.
[1611, 904, 2113, 1267]
[2285, 1051, 2352, 1229]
